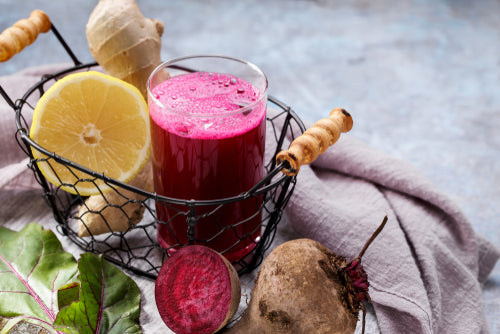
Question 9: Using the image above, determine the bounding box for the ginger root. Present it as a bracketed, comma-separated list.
[78, 160, 153, 237]
[276, 108, 353, 176]
[86, 0, 164, 98]
[79, 0, 163, 236]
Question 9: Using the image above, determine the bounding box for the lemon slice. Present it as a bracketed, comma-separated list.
[29, 71, 150, 196]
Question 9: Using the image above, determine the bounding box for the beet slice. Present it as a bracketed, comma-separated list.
[155, 245, 241, 334]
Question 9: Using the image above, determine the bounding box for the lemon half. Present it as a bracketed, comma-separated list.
[30, 71, 150, 196]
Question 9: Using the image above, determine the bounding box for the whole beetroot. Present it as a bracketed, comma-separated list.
[224, 216, 388, 334]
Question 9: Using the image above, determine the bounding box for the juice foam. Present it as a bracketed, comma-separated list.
[149, 72, 266, 139]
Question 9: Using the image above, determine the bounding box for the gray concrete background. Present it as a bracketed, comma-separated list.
[1, 0, 499, 332]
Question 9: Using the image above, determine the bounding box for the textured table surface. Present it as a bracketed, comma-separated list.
[1, 0, 499, 332]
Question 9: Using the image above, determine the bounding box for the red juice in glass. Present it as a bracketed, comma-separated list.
[148, 56, 268, 262]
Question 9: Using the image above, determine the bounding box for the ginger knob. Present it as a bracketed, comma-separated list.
[77, 160, 153, 237]
[86, 0, 164, 99]
[0, 10, 51, 62]
[276, 108, 353, 176]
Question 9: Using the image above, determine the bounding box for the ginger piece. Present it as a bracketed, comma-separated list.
[77, 160, 153, 237]
[276, 108, 353, 176]
[86, 0, 164, 98]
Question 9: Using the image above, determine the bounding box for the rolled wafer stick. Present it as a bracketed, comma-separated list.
[276, 107, 353, 176]
[0, 10, 51, 62]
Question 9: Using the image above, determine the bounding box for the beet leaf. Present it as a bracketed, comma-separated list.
[0, 223, 78, 333]
[57, 282, 81, 310]
[0, 223, 142, 334]
[54, 253, 142, 334]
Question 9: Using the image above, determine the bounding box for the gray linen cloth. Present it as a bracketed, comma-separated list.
[1, 64, 498, 333]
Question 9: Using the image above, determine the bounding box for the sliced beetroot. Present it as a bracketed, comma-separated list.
[155, 245, 241, 334]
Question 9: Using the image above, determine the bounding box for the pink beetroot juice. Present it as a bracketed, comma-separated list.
[149, 71, 267, 262]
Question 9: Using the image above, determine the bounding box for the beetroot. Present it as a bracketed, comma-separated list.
[223, 216, 388, 334]
[155, 245, 241, 334]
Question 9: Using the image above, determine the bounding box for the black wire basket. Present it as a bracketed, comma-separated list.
[1, 19, 305, 279]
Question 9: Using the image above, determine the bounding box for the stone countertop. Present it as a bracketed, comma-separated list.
[1, 0, 499, 332]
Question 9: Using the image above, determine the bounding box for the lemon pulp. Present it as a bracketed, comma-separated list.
[29, 71, 150, 196]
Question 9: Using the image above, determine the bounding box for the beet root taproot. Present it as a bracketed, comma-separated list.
[224, 216, 388, 334]
[155, 245, 241, 334]
[223, 239, 357, 334]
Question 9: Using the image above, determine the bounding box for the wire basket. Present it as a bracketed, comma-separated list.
[1, 21, 305, 279]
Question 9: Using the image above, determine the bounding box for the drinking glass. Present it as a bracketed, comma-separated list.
[147, 55, 268, 262]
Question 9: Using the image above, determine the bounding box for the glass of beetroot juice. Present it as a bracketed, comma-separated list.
[147, 55, 268, 263]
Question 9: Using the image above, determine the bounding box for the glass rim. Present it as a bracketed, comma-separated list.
[147, 54, 269, 118]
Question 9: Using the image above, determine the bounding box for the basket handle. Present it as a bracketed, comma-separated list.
[276, 107, 353, 176]
[0, 10, 51, 62]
